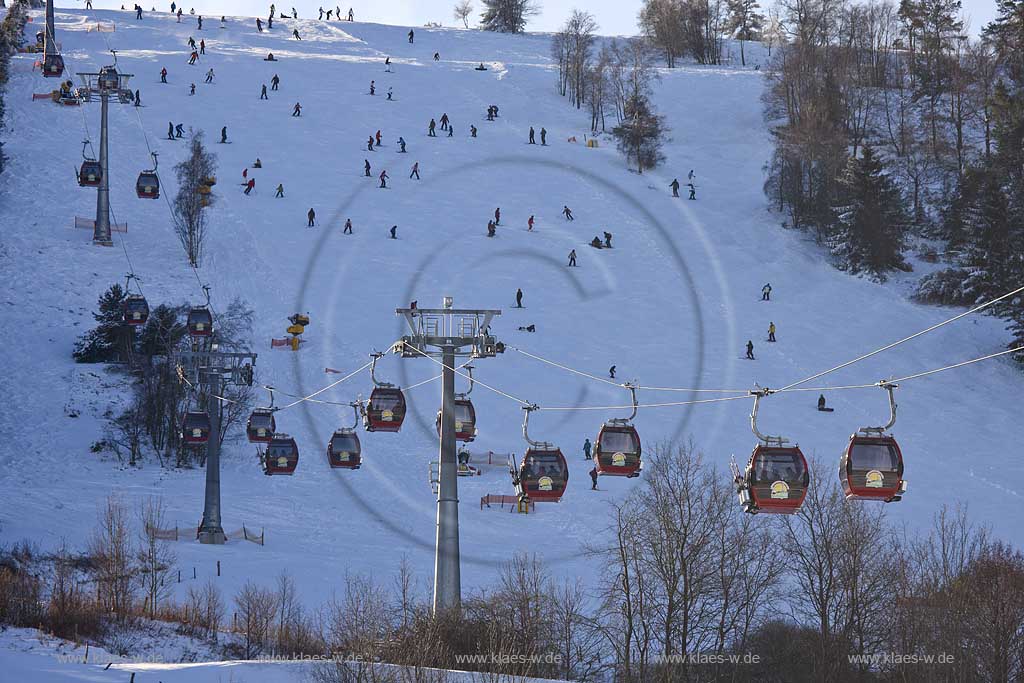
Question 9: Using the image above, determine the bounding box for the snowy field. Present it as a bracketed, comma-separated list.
[1, 5, 1023, 677]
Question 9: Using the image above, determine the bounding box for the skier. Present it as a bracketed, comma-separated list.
[292, 28, 301, 39]
[494, 207, 500, 225]
[515, 288, 523, 308]
[428, 119, 436, 137]
[527, 215, 534, 231]
[244, 177, 255, 194]
[540, 127, 547, 145]
[292, 102, 302, 116]
[199, 39, 205, 54]
[197, 14, 202, 29]
[609, 365, 616, 379]
[136, 4, 142, 19]
[375, 130, 382, 146]
[204, 68, 214, 83]
[761, 283, 772, 301]
[410, 162, 419, 179]
[563, 205, 574, 220]
[486, 106, 494, 121]
[387, 87, 393, 101]
[307, 208, 316, 227]
[267, 16, 273, 28]
[318, 6, 323, 19]
[347, 7, 353, 20]
[583, 438, 591, 460]
[470, 125, 477, 137]
[407, 28, 414, 43]
[604, 231, 612, 248]
[270, 3, 275, 17]
[389, 225, 397, 239]
[189, 50, 198, 65]
[687, 183, 696, 200]
[369, 80, 375, 95]
[271, 74, 280, 90]
[326, 9, 332, 19]
[746, 340, 755, 360]
[528, 126, 535, 144]
[220, 126, 227, 143]
[568, 249, 577, 267]
[189, 83, 196, 95]
[175, 123, 184, 137]
[433, 52, 439, 61]
[167, 121, 174, 139]
[343, 218, 353, 234]
[134, 89, 141, 106]
[160, 67, 168, 82]
[275, 183, 284, 197]
[171, 2, 176, 11]
[384, 56, 391, 71]
[378, 169, 388, 188]
[367, 136, 374, 151]
[188, 36, 196, 49]
[398, 137, 406, 152]
[768, 322, 776, 342]
[260, 84, 268, 99]
[671, 178, 680, 197]
[440, 113, 449, 131]
[177, 7, 182, 21]
[364, 159, 371, 176]
[487, 220, 496, 237]
[589, 466, 598, 490]
[256, 17, 263, 31]
[254, 158, 263, 169]
[447, 124, 454, 137]
[688, 169, 695, 180]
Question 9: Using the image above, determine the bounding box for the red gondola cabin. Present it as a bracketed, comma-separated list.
[840, 435, 906, 502]
[593, 423, 641, 477]
[327, 429, 362, 469]
[187, 307, 213, 337]
[246, 408, 276, 443]
[435, 398, 477, 442]
[737, 445, 809, 514]
[42, 54, 64, 78]
[123, 295, 150, 325]
[264, 434, 298, 475]
[364, 387, 406, 432]
[181, 411, 211, 445]
[516, 447, 568, 502]
[136, 171, 159, 199]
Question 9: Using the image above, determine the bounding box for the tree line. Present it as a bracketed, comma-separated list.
[763, 0, 1024, 357]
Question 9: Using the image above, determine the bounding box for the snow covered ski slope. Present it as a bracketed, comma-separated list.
[1, 6, 1022, 617]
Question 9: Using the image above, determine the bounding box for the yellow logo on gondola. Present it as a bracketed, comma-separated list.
[257, 428, 266, 436]
[770, 481, 790, 499]
[865, 470, 884, 488]
[276, 456, 288, 467]
[538, 476, 553, 491]
[455, 421, 463, 431]
[339, 451, 350, 461]
[191, 429, 202, 437]
[612, 452, 626, 467]
[381, 410, 394, 421]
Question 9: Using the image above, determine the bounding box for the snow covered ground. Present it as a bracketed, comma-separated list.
[1, 5, 1023, 676]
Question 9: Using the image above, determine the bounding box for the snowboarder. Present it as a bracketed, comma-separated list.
[818, 394, 834, 412]
[746, 340, 755, 360]
[470, 124, 477, 137]
[326, 9, 332, 19]
[260, 84, 268, 99]
[343, 218, 353, 234]
[440, 113, 449, 131]
[487, 220, 496, 237]
[292, 102, 302, 116]
[292, 28, 301, 39]
[267, 16, 273, 28]
[515, 288, 523, 308]
[189, 83, 195, 95]
[590, 466, 598, 490]
[768, 322, 776, 342]
[398, 137, 406, 152]
[609, 365, 616, 379]
[540, 127, 547, 145]
[220, 126, 227, 143]
[583, 438, 591, 460]
[687, 183, 696, 200]
[167, 121, 174, 139]
[384, 56, 391, 71]
[688, 169, 695, 180]
[568, 249, 577, 266]
[275, 183, 284, 197]
[590, 236, 603, 249]
[160, 67, 168, 82]
[177, 7, 182, 21]
[563, 205, 574, 220]
[761, 283, 772, 301]
[428, 119, 436, 136]
[604, 231, 612, 248]
[134, 89, 141, 106]
[433, 52, 440, 60]
[389, 225, 397, 239]
[175, 123, 184, 137]
[244, 177, 255, 194]
[671, 178, 680, 197]
[270, 3, 276, 17]
[197, 14, 202, 29]
[375, 130, 382, 146]
[347, 7, 353, 20]
[171, 2, 176, 11]
[369, 80, 375, 95]
[527, 215, 534, 231]
[410, 162, 420, 179]
[447, 125, 454, 137]
[318, 6, 323, 19]
[307, 208, 316, 227]
[204, 68, 214, 83]
[494, 207, 500, 225]
[199, 39, 205, 54]
[136, 4, 142, 19]
[486, 107, 494, 121]
[271, 74, 280, 90]
[387, 87, 393, 100]
[528, 126, 535, 144]
[379, 170, 388, 188]
[364, 159, 371, 176]
[407, 28, 414, 43]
